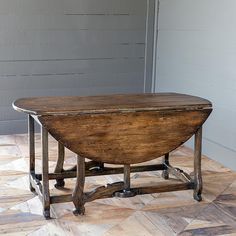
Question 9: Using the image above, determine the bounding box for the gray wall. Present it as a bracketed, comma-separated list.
[0, 0, 153, 134]
[156, 0, 236, 170]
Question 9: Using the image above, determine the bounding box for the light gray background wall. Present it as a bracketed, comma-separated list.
[0, 0, 155, 134]
[155, 0, 236, 170]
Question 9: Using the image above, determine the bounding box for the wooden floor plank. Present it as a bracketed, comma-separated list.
[0, 134, 235, 236]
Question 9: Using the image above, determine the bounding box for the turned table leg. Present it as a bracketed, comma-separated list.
[28, 115, 35, 193]
[162, 153, 170, 180]
[114, 164, 136, 198]
[73, 155, 85, 215]
[41, 127, 51, 219]
[193, 126, 203, 201]
[54, 142, 65, 188]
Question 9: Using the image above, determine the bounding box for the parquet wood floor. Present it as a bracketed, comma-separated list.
[0, 134, 235, 235]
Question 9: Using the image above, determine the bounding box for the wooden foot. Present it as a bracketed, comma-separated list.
[72, 155, 85, 216]
[193, 192, 202, 202]
[73, 205, 85, 216]
[54, 179, 65, 188]
[193, 126, 203, 202]
[162, 153, 169, 180]
[43, 208, 51, 220]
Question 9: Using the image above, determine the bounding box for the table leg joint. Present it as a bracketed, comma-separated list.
[164, 163, 192, 183]
[162, 153, 170, 180]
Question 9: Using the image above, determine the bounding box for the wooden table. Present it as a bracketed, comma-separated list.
[13, 93, 212, 219]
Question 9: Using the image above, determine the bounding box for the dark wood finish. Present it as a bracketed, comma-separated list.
[114, 165, 136, 198]
[35, 164, 165, 180]
[13, 93, 212, 219]
[162, 153, 169, 180]
[85, 182, 124, 203]
[72, 155, 85, 216]
[28, 115, 36, 192]
[13, 93, 212, 115]
[41, 127, 50, 219]
[85, 163, 164, 176]
[50, 181, 194, 205]
[132, 182, 194, 195]
[54, 142, 65, 188]
[13, 93, 212, 165]
[194, 127, 203, 201]
[38, 109, 211, 164]
[164, 163, 192, 183]
[124, 165, 131, 191]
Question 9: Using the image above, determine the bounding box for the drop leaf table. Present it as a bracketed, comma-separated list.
[13, 93, 212, 219]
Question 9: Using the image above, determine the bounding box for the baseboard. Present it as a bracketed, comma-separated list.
[186, 137, 236, 171]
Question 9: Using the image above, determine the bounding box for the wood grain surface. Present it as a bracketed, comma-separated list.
[13, 93, 212, 115]
[13, 93, 212, 164]
[39, 109, 211, 164]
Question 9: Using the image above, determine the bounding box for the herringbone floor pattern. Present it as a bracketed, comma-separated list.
[0, 134, 235, 235]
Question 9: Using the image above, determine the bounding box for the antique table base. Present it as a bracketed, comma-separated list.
[13, 93, 212, 219]
[29, 121, 201, 218]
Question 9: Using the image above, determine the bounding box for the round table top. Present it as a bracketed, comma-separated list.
[13, 93, 212, 116]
